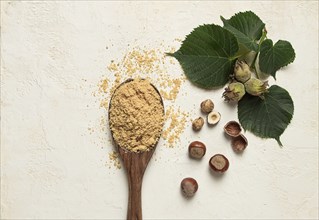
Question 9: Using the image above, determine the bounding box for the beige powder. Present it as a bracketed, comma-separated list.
[108, 151, 121, 169]
[109, 79, 164, 152]
[98, 78, 109, 93]
[90, 45, 190, 168]
[162, 106, 189, 147]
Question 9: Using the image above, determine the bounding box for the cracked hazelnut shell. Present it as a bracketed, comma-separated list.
[224, 121, 242, 137]
[207, 111, 221, 125]
[231, 134, 248, 152]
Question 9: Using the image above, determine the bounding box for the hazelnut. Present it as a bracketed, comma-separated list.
[188, 141, 206, 159]
[209, 154, 229, 173]
[224, 121, 242, 137]
[231, 134, 248, 152]
[200, 99, 214, 113]
[181, 177, 198, 197]
[223, 82, 246, 102]
[192, 117, 204, 131]
[207, 111, 221, 125]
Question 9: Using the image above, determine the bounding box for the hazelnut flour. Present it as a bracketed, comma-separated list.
[109, 79, 164, 152]
[90, 44, 190, 169]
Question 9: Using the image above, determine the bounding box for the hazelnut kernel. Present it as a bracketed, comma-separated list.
[200, 99, 214, 113]
[188, 141, 206, 159]
[181, 177, 198, 197]
[207, 111, 221, 125]
[192, 117, 204, 131]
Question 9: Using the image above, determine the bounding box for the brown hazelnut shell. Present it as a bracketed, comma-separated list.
[180, 177, 198, 197]
[209, 154, 229, 173]
[231, 134, 248, 152]
[188, 141, 206, 159]
[224, 121, 242, 137]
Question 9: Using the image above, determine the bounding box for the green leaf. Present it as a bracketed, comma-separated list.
[259, 39, 296, 79]
[221, 11, 265, 52]
[167, 24, 238, 89]
[238, 85, 294, 146]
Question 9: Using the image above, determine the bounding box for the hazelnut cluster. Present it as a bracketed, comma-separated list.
[223, 60, 268, 102]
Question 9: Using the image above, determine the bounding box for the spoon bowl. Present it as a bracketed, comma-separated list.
[108, 79, 164, 220]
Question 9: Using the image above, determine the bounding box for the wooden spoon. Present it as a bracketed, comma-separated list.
[108, 79, 164, 220]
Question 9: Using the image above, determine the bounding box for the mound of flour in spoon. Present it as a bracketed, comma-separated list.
[109, 79, 164, 152]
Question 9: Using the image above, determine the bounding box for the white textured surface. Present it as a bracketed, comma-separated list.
[1, 1, 318, 219]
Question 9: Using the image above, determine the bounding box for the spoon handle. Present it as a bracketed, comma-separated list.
[120, 151, 147, 220]
[118, 148, 155, 220]
[127, 170, 143, 220]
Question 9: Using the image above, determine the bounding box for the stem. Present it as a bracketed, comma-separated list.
[259, 28, 268, 45]
[251, 28, 268, 78]
[251, 52, 259, 70]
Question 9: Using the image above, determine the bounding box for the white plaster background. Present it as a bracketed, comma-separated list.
[1, 1, 318, 219]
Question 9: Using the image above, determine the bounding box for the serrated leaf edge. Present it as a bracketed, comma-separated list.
[238, 85, 294, 146]
[221, 11, 265, 41]
[259, 39, 296, 79]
